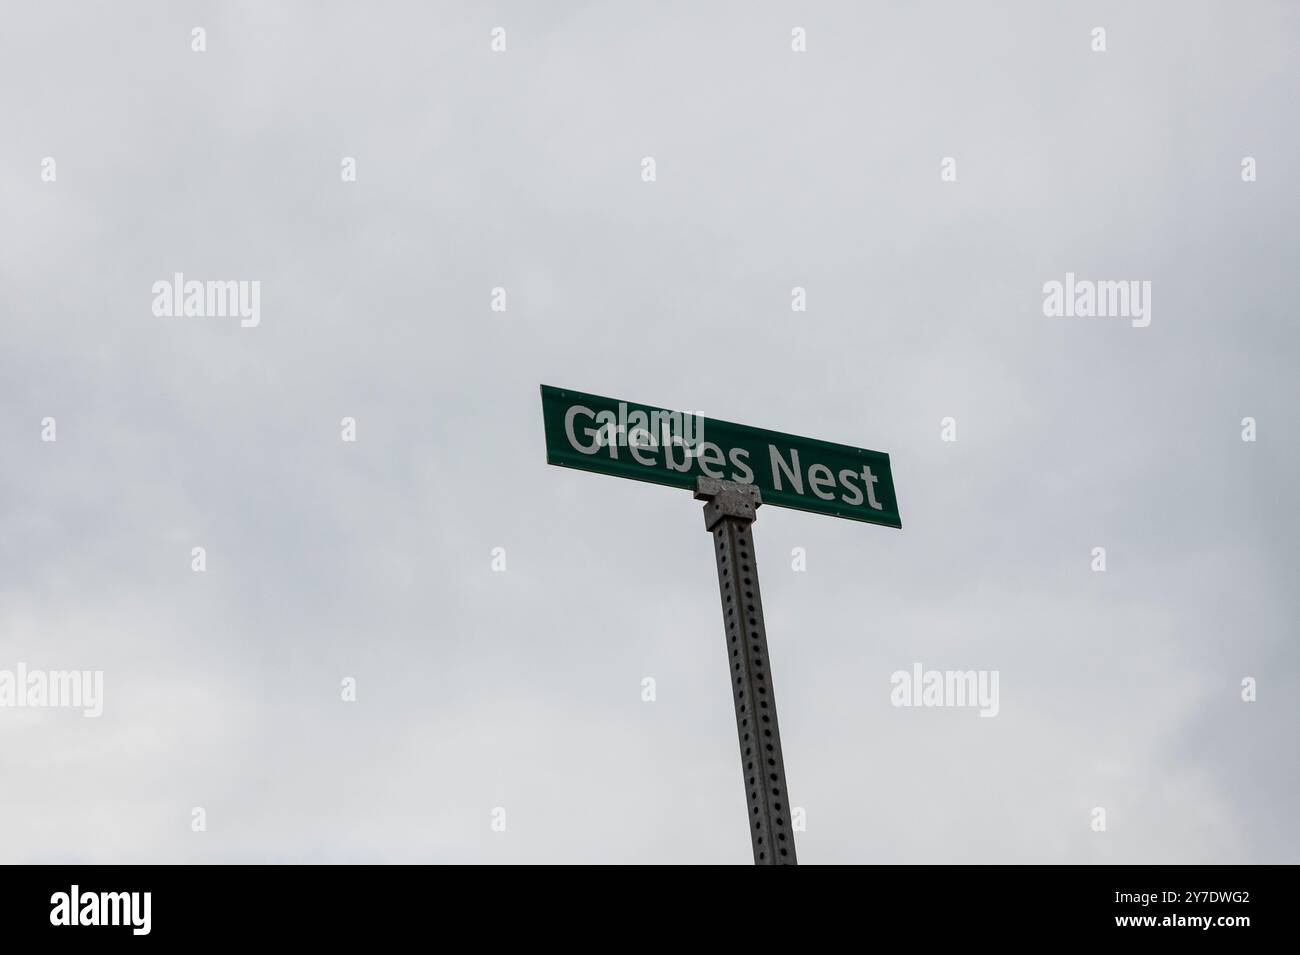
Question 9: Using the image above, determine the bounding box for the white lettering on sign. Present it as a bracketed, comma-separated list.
[769, 446, 883, 510]
[564, 404, 881, 510]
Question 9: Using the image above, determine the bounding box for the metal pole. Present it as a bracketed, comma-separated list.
[695, 477, 797, 866]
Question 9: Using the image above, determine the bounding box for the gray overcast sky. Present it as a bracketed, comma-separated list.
[1, 1, 1296, 863]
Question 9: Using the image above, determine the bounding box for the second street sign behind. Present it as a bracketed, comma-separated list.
[540, 384, 901, 528]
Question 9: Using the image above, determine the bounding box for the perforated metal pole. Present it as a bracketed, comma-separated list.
[695, 477, 797, 866]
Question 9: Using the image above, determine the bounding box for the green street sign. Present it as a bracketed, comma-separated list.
[540, 384, 901, 528]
